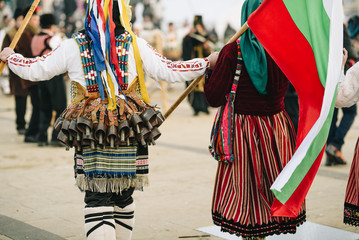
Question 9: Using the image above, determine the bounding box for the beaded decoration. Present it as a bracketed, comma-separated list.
[73, 32, 132, 95]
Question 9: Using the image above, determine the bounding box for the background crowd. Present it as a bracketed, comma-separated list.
[0, 0, 358, 160]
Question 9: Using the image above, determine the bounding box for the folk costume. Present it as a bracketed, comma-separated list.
[334, 62, 359, 226]
[4, 0, 209, 239]
[182, 15, 213, 116]
[1, 8, 36, 135]
[204, 1, 305, 238]
[31, 14, 67, 146]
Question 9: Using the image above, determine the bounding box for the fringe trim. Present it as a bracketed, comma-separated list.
[76, 174, 149, 193]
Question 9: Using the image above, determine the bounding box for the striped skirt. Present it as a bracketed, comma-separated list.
[212, 111, 306, 238]
[344, 138, 359, 226]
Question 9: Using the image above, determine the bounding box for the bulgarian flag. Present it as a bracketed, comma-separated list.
[247, 0, 343, 217]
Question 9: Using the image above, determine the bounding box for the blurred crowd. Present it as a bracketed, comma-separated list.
[2, 0, 357, 150]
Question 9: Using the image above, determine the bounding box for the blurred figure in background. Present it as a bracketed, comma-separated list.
[163, 22, 181, 61]
[19, 6, 40, 143]
[31, 13, 67, 147]
[0, 0, 12, 95]
[182, 15, 214, 116]
[142, 0, 153, 22]
[2, 8, 28, 135]
[349, 15, 359, 56]
[152, 0, 163, 29]
[325, 23, 358, 166]
[223, 23, 236, 44]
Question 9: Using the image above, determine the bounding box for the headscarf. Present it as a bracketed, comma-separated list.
[348, 16, 359, 38]
[240, 0, 268, 95]
[85, 0, 149, 111]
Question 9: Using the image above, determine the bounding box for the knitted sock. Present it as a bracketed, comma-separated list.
[114, 202, 135, 240]
[84, 206, 116, 240]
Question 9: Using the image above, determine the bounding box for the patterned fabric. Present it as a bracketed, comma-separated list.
[209, 41, 242, 162]
[212, 111, 306, 238]
[344, 138, 359, 226]
[83, 144, 137, 177]
[7, 48, 58, 67]
[146, 43, 210, 71]
[74, 144, 149, 193]
[73, 32, 132, 92]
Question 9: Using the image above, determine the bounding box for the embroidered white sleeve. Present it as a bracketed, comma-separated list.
[7, 39, 84, 84]
[136, 37, 209, 83]
[336, 62, 359, 108]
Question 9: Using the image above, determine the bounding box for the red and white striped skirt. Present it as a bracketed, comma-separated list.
[344, 138, 359, 226]
[212, 111, 306, 238]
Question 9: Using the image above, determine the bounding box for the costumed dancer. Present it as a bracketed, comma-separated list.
[335, 50, 359, 226]
[182, 15, 214, 116]
[204, 1, 305, 239]
[0, 0, 216, 239]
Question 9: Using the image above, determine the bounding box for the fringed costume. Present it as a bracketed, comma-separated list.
[5, 0, 209, 239]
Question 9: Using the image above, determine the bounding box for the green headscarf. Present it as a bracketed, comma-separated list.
[240, 0, 268, 95]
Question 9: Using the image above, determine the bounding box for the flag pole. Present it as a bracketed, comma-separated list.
[164, 22, 249, 119]
[0, 0, 40, 75]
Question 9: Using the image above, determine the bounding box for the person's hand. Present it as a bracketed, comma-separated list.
[208, 52, 219, 70]
[0, 47, 15, 62]
[342, 48, 348, 70]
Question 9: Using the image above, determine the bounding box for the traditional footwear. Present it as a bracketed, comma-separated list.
[114, 202, 135, 240]
[84, 206, 116, 240]
[325, 144, 347, 165]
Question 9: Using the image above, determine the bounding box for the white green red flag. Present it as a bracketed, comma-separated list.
[247, 0, 343, 217]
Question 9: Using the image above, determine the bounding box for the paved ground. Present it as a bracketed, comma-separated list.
[0, 82, 359, 240]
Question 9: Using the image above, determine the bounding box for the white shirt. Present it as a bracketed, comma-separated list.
[336, 61, 359, 108]
[7, 36, 209, 96]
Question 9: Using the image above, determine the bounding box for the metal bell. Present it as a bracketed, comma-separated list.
[140, 108, 157, 130]
[54, 117, 64, 132]
[95, 122, 107, 146]
[106, 125, 118, 148]
[130, 113, 144, 134]
[77, 117, 93, 138]
[118, 120, 130, 143]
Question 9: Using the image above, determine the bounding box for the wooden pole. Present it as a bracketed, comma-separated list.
[164, 22, 249, 119]
[0, 0, 40, 74]
[226, 22, 248, 45]
[164, 74, 205, 119]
